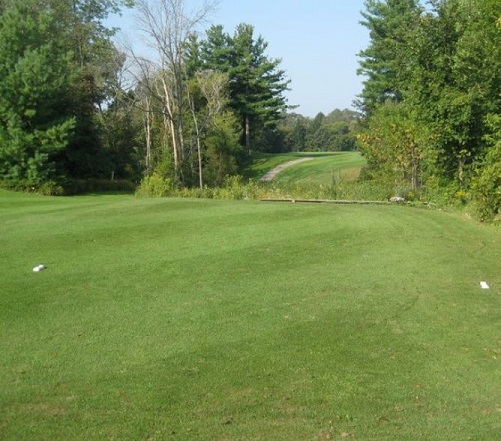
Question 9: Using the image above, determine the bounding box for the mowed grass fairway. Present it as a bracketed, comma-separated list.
[1, 192, 501, 440]
[272, 152, 366, 185]
[250, 152, 366, 185]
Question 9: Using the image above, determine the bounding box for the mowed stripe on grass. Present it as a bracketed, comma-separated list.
[251, 152, 367, 185]
[273, 152, 367, 185]
[1, 193, 500, 440]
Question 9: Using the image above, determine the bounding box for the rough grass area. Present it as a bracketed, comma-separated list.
[1, 191, 500, 440]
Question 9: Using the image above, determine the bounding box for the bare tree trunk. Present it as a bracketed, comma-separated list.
[458, 157, 465, 184]
[245, 115, 251, 155]
[143, 96, 153, 176]
[196, 132, 203, 188]
[160, 76, 179, 176]
[188, 93, 204, 189]
[411, 161, 418, 191]
[132, 0, 217, 184]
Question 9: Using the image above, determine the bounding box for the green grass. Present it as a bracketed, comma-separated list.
[246, 151, 307, 178]
[274, 152, 366, 186]
[248, 152, 366, 185]
[1, 191, 501, 440]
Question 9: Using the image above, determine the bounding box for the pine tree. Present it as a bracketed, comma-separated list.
[0, 0, 75, 187]
[357, 0, 422, 114]
[199, 24, 290, 154]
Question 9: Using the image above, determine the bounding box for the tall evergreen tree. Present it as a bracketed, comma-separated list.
[357, 0, 422, 114]
[0, 0, 134, 186]
[229, 24, 290, 153]
[198, 24, 290, 154]
[0, 0, 75, 187]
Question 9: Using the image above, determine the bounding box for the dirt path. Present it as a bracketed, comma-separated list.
[260, 157, 314, 182]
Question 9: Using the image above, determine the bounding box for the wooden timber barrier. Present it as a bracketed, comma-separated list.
[260, 198, 394, 205]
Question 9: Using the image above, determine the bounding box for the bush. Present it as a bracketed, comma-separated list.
[472, 145, 501, 222]
[130, 172, 429, 205]
[0, 179, 64, 195]
[215, 175, 246, 200]
[135, 174, 173, 197]
[36, 181, 65, 196]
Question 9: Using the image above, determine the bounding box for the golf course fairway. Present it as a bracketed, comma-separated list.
[1, 192, 500, 440]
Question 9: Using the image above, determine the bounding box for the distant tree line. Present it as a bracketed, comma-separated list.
[356, 0, 501, 220]
[277, 109, 359, 153]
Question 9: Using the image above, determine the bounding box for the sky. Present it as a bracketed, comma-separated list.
[109, 0, 370, 118]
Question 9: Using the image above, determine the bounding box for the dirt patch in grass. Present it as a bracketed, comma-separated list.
[260, 157, 314, 182]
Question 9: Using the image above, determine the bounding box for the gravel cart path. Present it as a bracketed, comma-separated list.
[260, 157, 314, 182]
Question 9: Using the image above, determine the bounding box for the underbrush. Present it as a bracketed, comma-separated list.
[135, 173, 491, 219]
[136, 173, 395, 202]
[0, 179, 65, 196]
[0, 178, 136, 196]
[61, 178, 136, 195]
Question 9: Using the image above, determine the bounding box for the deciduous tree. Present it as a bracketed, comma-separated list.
[132, 0, 217, 183]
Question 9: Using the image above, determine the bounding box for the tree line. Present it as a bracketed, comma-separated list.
[3, 0, 498, 220]
[0, 0, 361, 195]
[279, 109, 359, 153]
[356, 0, 501, 220]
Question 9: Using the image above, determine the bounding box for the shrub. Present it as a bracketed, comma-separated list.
[0, 179, 64, 195]
[135, 174, 173, 197]
[216, 175, 246, 200]
[36, 181, 65, 196]
[472, 144, 501, 221]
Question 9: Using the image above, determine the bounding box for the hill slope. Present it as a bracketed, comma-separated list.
[249, 152, 366, 185]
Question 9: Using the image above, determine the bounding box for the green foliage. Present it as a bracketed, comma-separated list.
[203, 112, 242, 186]
[215, 175, 247, 199]
[281, 114, 308, 152]
[472, 115, 501, 221]
[357, 102, 430, 193]
[328, 121, 357, 151]
[278, 109, 360, 153]
[0, 0, 134, 186]
[0, 0, 76, 185]
[0, 178, 64, 195]
[135, 173, 174, 197]
[404, 0, 496, 183]
[62, 178, 135, 195]
[357, 0, 423, 114]
[36, 180, 65, 196]
[357, 0, 501, 219]
[197, 23, 290, 153]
